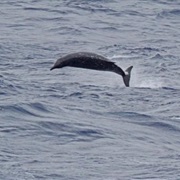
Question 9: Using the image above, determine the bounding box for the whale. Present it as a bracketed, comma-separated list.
[50, 52, 133, 87]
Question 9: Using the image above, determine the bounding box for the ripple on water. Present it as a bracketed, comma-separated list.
[36, 121, 106, 144]
[1, 102, 52, 120]
[158, 9, 180, 18]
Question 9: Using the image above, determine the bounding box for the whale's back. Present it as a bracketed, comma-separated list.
[50, 52, 114, 71]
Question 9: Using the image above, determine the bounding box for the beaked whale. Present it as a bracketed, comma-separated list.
[50, 52, 133, 87]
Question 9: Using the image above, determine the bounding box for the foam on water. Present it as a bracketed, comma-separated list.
[134, 77, 165, 89]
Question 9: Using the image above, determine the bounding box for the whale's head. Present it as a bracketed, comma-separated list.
[50, 58, 66, 70]
[50, 66, 55, 70]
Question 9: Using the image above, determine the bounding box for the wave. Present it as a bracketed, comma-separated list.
[147, 121, 180, 132]
[36, 121, 106, 143]
[117, 112, 180, 134]
[134, 118, 180, 134]
[66, 1, 116, 13]
[0, 78, 21, 96]
[1, 102, 52, 120]
[158, 9, 180, 18]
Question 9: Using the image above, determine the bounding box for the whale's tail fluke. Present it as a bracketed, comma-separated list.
[123, 66, 133, 87]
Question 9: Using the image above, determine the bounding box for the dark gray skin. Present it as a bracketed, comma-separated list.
[51, 52, 125, 75]
[50, 52, 133, 87]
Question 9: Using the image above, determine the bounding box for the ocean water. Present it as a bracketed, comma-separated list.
[0, 0, 180, 179]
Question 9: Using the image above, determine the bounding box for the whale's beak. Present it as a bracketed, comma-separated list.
[50, 65, 57, 71]
[50, 66, 55, 71]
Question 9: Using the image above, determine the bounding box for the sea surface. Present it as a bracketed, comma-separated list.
[0, 0, 180, 179]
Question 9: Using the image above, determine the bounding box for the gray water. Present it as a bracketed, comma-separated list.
[0, 0, 180, 179]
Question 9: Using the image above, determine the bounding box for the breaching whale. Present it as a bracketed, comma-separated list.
[50, 52, 133, 87]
